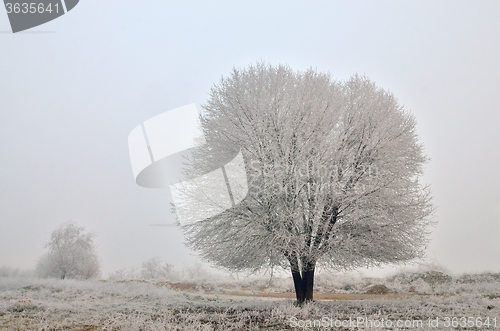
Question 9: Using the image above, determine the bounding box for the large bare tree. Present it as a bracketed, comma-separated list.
[178, 63, 434, 304]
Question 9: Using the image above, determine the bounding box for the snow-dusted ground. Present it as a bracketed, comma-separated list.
[1, 271, 499, 330]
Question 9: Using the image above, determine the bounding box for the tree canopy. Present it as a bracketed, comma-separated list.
[179, 63, 434, 303]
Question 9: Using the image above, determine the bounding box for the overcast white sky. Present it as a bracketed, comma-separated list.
[1, 1, 499, 277]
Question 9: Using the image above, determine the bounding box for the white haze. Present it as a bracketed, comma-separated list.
[0, 0, 499, 277]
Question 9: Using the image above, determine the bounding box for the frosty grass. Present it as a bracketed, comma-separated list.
[1, 271, 499, 330]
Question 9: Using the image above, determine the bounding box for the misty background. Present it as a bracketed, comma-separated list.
[1, 1, 499, 277]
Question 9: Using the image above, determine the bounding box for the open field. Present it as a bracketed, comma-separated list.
[1, 271, 500, 330]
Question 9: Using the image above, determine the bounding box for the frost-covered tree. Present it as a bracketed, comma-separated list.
[36, 222, 101, 280]
[141, 257, 174, 280]
[179, 63, 434, 304]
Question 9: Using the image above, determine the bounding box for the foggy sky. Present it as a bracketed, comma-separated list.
[1, 0, 499, 277]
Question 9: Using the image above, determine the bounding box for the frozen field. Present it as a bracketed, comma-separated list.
[1, 271, 499, 330]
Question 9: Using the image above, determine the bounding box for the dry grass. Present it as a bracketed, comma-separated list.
[1, 271, 499, 330]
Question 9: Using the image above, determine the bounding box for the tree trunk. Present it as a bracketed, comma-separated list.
[302, 266, 315, 302]
[289, 256, 316, 305]
[291, 268, 305, 303]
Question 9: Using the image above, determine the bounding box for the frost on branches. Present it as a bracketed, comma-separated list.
[36, 222, 101, 280]
[176, 63, 434, 304]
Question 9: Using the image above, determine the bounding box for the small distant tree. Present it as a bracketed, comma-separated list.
[36, 222, 101, 280]
[141, 256, 174, 280]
